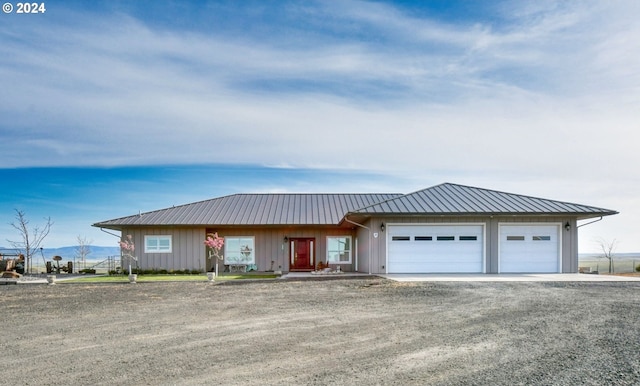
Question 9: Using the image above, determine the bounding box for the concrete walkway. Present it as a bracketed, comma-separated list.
[282, 272, 640, 282]
[379, 273, 640, 282]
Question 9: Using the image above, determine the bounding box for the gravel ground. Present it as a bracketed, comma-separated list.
[2, 278, 640, 385]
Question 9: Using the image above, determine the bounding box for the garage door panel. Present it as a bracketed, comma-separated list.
[500, 225, 560, 273]
[388, 225, 484, 273]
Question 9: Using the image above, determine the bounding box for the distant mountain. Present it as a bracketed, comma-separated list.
[579, 252, 640, 260]
[0, 245, 120, 259]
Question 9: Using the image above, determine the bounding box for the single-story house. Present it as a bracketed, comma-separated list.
[92, 183, 617, 274]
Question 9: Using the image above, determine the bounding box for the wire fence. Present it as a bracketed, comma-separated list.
[17, 256, 121, 275]
[578, 259, 639, 274]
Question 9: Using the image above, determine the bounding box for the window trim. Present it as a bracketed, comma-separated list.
[224, 236, 256, 265]
[144, 235, 173, 253]
[326, 236, 352, 264]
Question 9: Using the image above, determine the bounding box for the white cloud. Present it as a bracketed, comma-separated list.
[1, 0, 638, 250]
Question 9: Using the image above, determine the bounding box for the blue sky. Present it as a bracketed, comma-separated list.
[1, 0, 638, 252]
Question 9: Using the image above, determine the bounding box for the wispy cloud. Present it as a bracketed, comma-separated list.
[1, 0, 638, 184]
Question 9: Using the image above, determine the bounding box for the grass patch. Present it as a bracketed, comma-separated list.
[217, 274, 279, 280]
[62, 273, 279, 283]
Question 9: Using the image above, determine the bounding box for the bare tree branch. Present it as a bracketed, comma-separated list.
[75, 235, 93, 270]
[596, 238, 618, 274]
[7, 209, 53, 274]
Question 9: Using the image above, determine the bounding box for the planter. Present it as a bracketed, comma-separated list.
[128, 274, 137, 284]
[46, 275, 56, 285]
[207, 272, 215, 282]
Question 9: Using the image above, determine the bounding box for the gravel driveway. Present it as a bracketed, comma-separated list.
[2, 278, 639, 385]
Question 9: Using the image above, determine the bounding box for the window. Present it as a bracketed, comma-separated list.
[415, 236, 433, 241]
[392, 236, 410, 241]
[224, 237, 255, 265]
[436, 236, 455, 241]
[533, 236, 551, 241]
[459, 236, 478, 241]
[144, 235, 172, 253]
[326, 236, 352, 264]
[506, 236, 525, 241]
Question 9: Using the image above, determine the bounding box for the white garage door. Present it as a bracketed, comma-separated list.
[499, 224, 560, 273]
[387, 225, 484, 273]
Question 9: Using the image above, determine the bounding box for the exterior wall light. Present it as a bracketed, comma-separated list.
[283, 236, 288, 243]
[380, 222, 385, 232]
[564, 222, 571, 232]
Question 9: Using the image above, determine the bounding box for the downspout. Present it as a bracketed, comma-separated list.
[577, 217, 603, 228]
[343, 218, 372, 275]
[100, 227, 121, 239]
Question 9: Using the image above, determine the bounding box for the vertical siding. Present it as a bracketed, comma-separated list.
[365, 216, 580, 274]
[206, 226, 358, 272]
[355, 220, 371, 273]
[123, 228, 206, 272]
[122, 216, 580, 274]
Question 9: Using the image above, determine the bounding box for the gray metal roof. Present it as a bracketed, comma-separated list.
[350, 183, 618, 218]
[93, 183, 618, 229]
[93, 193, 402, 228]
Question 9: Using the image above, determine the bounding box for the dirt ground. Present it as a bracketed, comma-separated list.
[2, 278, 640, 385]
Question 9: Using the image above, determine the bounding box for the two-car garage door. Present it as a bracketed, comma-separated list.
[387, 225, 484, 273]
[387, 223, 561, 273]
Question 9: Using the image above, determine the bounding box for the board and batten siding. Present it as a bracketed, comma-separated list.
[121, 228, 206, 272]
[363, 216, 579, 274]
[122, 226, 359, 272]
[208, 227, 359, 272]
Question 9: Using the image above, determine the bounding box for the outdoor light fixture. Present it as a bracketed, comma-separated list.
[380, 222, 385, 232]
[564, 222, 571, 232]
[283, 236, 288, 243]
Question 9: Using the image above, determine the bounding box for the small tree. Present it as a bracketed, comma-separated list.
[119, 235, 136, 275]
[7, 209, 53, 274]
[597, 238, 618, 274]
[75, 235, 93, 270]
[204, 232, 224, 275]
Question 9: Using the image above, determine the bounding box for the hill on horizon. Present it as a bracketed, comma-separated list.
[0, 245, 120, 259]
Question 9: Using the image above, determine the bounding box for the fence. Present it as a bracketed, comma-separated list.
[578, 259, 639, 274]
[87, 256, 121, 273]
[8, 256, 122, 275]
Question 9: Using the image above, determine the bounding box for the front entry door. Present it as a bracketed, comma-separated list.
[290, 238, 315, 271]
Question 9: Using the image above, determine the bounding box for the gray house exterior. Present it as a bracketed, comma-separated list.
[93, 183, 617, 274]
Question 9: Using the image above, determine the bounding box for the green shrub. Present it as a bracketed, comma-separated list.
[79, 268, 96, 274]
[636, 264, 640, 273]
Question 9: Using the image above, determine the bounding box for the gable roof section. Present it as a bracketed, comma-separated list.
[93, 193, 403, 228]
[349, 183, 618, 218]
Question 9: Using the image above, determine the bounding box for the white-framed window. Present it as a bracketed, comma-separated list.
[326, 236, 352, 264]
[224, 236, 255, 265]
[144, 235, 172, 253]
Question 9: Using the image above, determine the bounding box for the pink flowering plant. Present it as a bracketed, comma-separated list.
[119, 234, 135, 257]
[204, 232, 224, 261]
[119, 234, 137, 274]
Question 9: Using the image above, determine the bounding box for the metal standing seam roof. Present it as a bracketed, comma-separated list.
[350, 183, 619, 217]
[93, 183, 618, 229]
[93, 193, 403, 228]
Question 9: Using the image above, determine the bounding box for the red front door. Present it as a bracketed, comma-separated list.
[290, 238, 315, 271]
